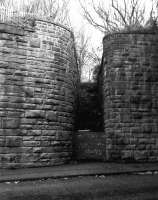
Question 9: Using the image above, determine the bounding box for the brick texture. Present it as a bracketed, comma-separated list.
[102, 30, 158, 162]
[0, 20, 78, 168]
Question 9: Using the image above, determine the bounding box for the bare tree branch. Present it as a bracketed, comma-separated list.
[1, 0, 71, 25]
[74, 29, 101, 81]
[79, 0, 152, 34]
[79, 0, 105, 33]
[111, 0, 127, 26]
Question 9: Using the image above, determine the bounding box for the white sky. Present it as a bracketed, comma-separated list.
[69, 0, 103, 50]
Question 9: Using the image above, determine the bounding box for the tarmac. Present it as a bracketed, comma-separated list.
[1, 162, 158, 183]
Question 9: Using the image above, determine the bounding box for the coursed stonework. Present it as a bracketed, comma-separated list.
[0, 20, 78, 168]
[102, 31, 158, 161]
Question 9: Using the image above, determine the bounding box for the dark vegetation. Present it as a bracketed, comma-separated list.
[77, 82, 103, 131]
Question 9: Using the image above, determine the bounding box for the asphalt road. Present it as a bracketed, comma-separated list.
[0, 174, 158, 200]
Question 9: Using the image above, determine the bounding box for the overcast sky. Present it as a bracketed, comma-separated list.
[69, 0, 103, 53]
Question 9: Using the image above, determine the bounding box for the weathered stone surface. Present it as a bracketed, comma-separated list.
[46, 111, 57, 122]
[75, 131, 106, 161]
[0, 20, 78, 168]
[102, 30, 158, 162]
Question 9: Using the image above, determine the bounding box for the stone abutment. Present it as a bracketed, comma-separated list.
[0, 20, 78, 168]
[102, 30, 158, 161]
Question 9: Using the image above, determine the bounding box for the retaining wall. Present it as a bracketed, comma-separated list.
[0, 20, 78, 168]
[75, 131, 106, 161]
[102, 30, 158, 161]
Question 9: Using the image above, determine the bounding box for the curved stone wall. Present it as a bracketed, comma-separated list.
[0, 20, 78, 168]
[103, 30, 158, 161]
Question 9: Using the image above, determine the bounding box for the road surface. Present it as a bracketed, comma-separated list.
[0, 174, 158, 200]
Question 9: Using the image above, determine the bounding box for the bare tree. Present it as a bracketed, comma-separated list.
[75, 29, 101, 81]
[88, 47, 102, 66]
[23, 0, 70, 24]
[75, 30, 90, 80]
[79, 0, 152, 34]
[151, 0, 158, 19]
[0, 0, 71, 25]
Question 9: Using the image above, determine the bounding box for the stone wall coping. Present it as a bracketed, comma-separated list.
[103, 28, 158, 42]
[0, 19, 74, 38]
[0, 22, 34, 35]
[35, 19, 74, 37]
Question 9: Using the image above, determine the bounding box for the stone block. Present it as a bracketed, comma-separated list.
[46, 111, 57, 121]
[0, 138, 5, 146]
[122, 151, 134, 160]
[5, 136, 22, 147]
[2, 118, 20, 129]
[30, 39, 40, 48]
[23, 87, 34, 97]
[25, 110, 45, 118]
[134, 150, 148, 160]
[23, 141, 40, 147]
